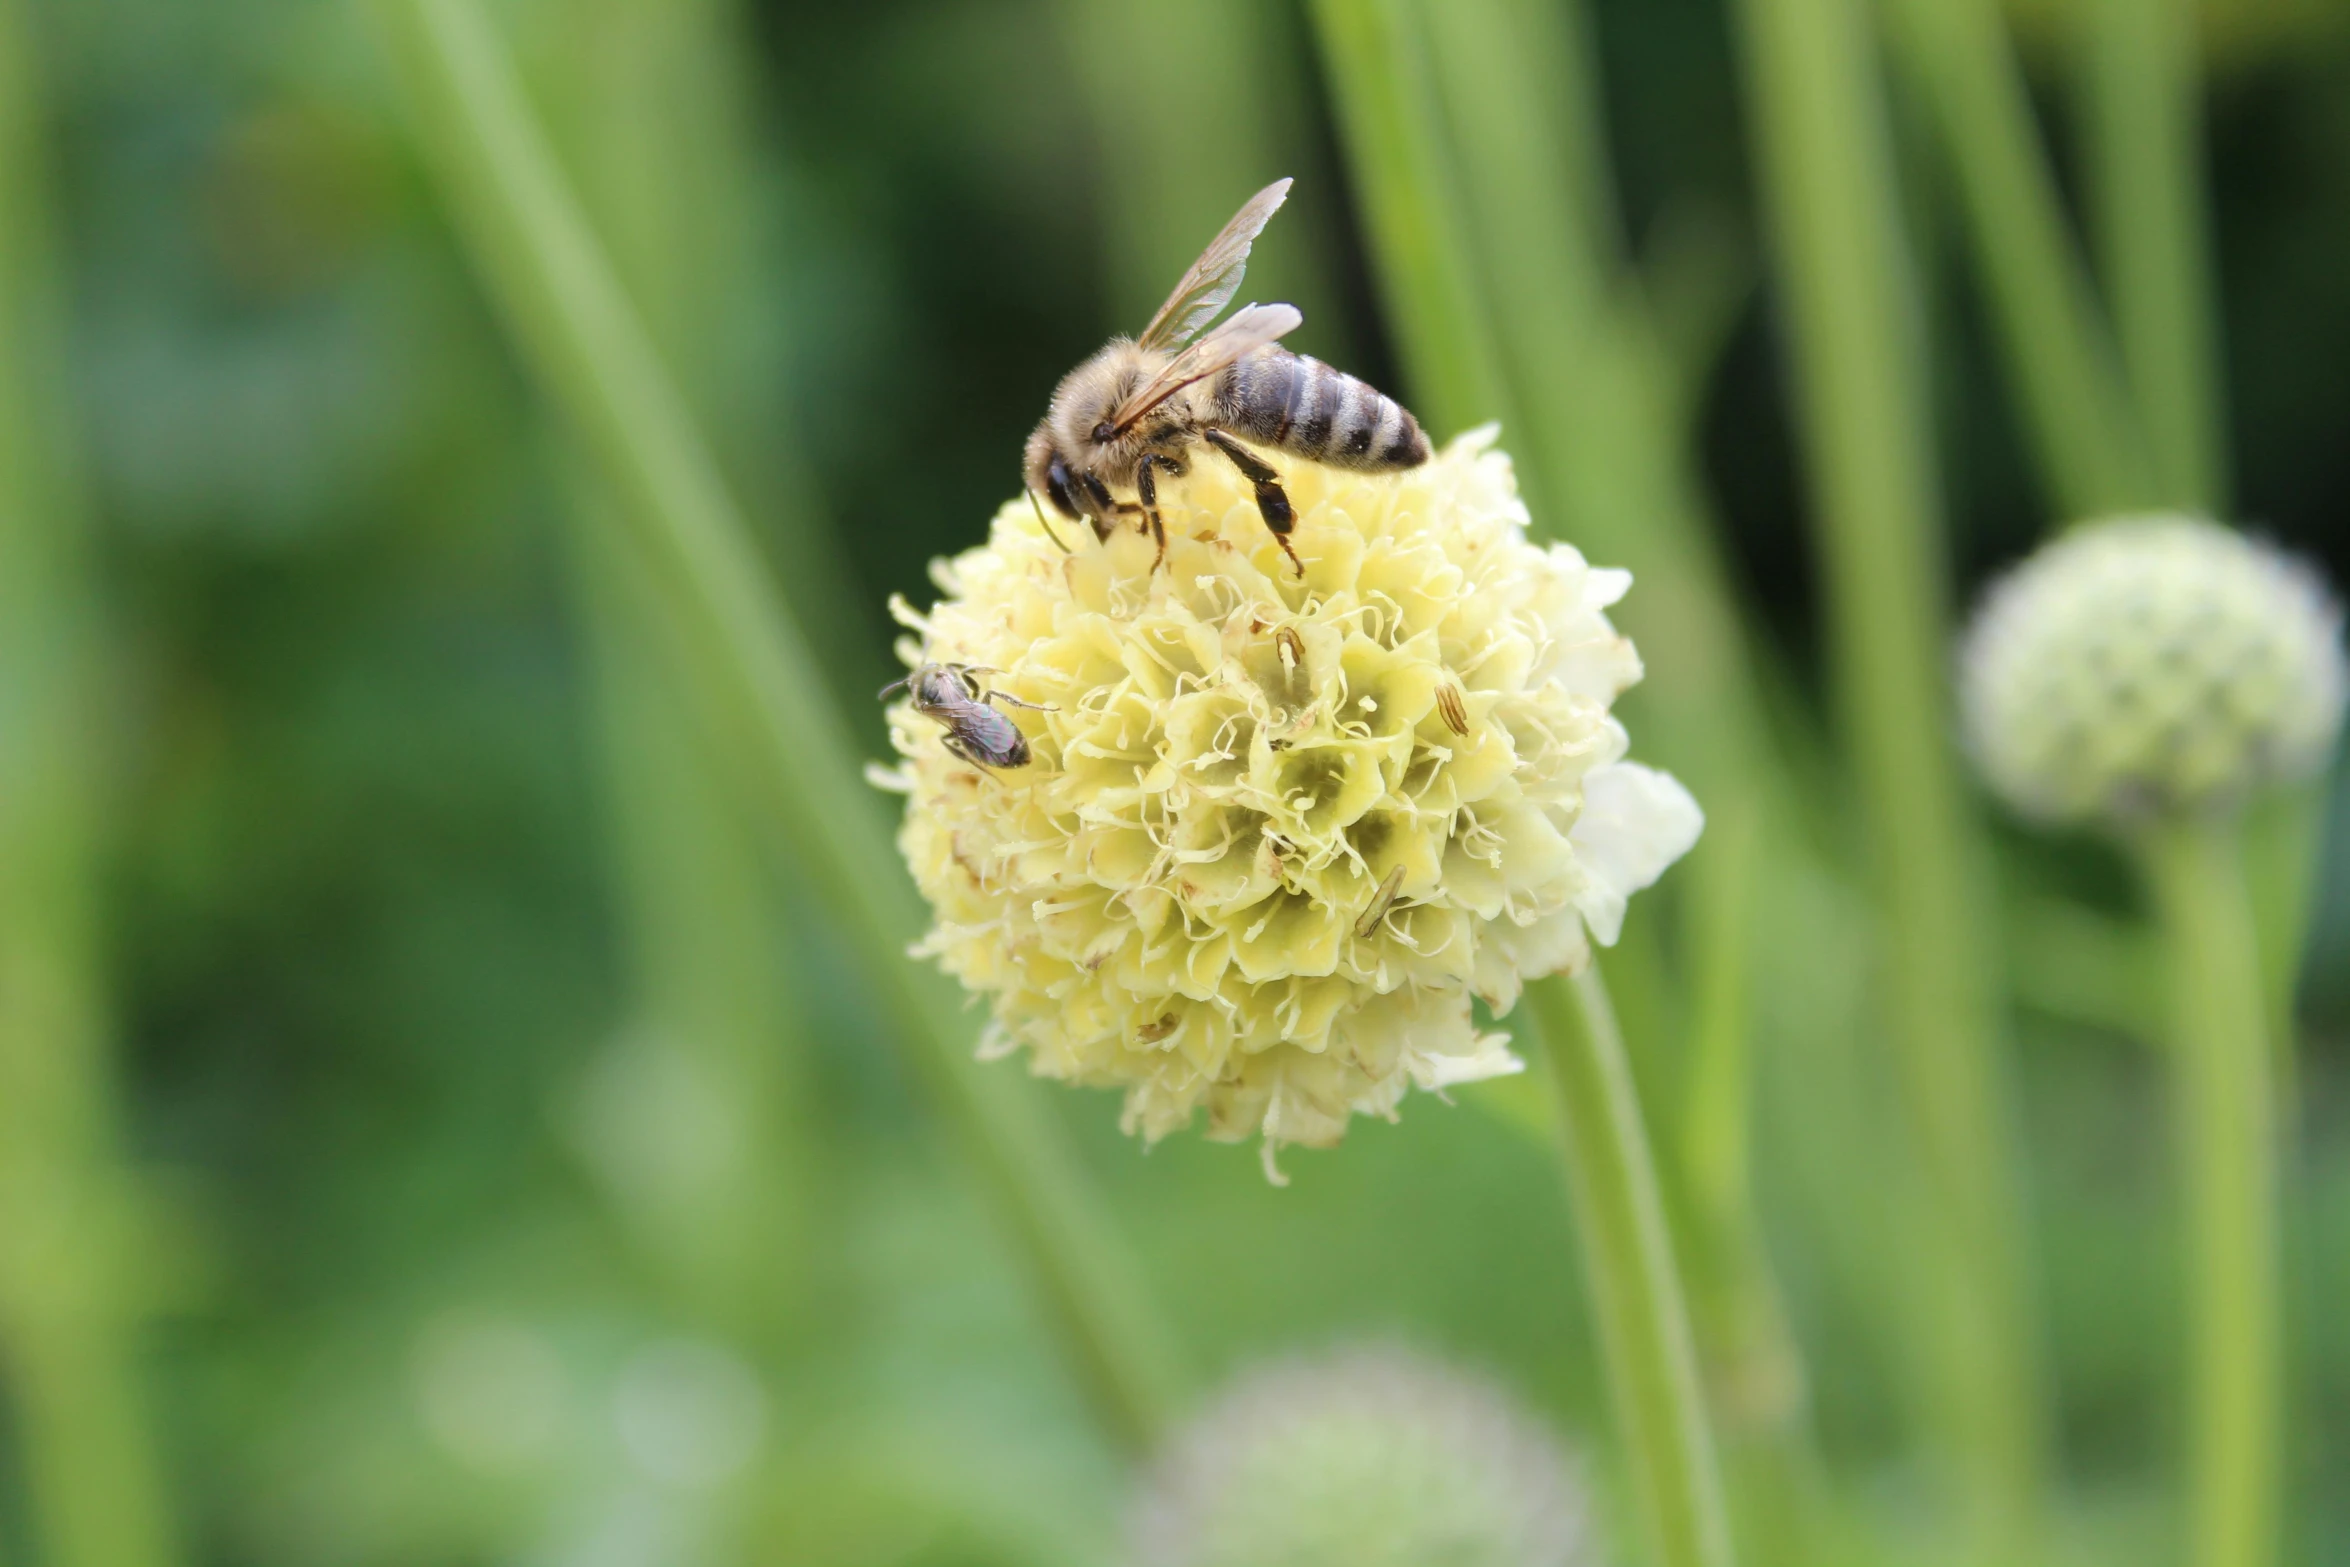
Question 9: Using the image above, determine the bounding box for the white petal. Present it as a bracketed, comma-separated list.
[1583, 566, 1633, 611]
[1475, 908, 1591, 1010]
[1569, 762, 1704, 945]
[1552, 624, 1644, 703]
[863, 761, 915, 794]
[1409, 1033, 1525, 1090]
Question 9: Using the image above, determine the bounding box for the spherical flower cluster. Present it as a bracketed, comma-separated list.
[877, 429, 1701, 1167]
[1129, 1343, 1600, 1567]
[1958, 514, 2345, 825]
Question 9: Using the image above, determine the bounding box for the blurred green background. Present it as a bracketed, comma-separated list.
[3, 0, 2348, 1562]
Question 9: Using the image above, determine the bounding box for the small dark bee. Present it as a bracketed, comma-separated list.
[881, 663, 1045, 770]
[1024, 178, 1431, 575]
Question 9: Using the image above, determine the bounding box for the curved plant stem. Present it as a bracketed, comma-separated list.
[2139, 814, 2279, 1567]
[549, 0, 813, 1358]
[0, 4, 182, 1564]
[1528, 968, 1736, 1567]
[569, 500, 812, 1339]
[1726, 0, 2047, 1552]
[1879, 0, 2151, 517]
[370, 0, 1181, 1453]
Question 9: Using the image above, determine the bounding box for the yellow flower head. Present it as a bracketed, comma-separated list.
[878, 429, 1700, 1170]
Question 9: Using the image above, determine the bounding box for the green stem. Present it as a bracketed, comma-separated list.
[1726, 0, 2046, 1550]
[1677, 809, 1830, 1567]
[2139, 814, 2279, 1567]
[6, 1316, 176, 1567]
[1528, 968, 1736, 1567]
[1879, 0, 2151, 517]
[370, 0, 1180, 1452]
[0, 4, 181, 1563]
[2083, 0, 2227, 513]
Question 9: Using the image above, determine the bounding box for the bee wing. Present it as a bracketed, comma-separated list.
[1107, 302, 1303, 436]
[1137, 178, 1293, 350]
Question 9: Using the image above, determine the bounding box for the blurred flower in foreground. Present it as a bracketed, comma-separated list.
[877, 430, 1700, 1171]
[1129, 1343, 1599, 1567]
[1959, 514, 2346, 825]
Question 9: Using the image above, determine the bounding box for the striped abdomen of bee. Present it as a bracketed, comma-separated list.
[1214, 346, 1431, 472]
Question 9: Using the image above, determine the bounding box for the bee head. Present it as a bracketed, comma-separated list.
[910, 663, 973, 711]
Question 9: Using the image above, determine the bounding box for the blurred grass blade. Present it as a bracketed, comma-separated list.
[369, 0, 1182, 1452]
[570, 507, 812, 1337]
[2242, 782, 2326, 1107]
[1725, 0, 2048, 1550]
[2000, 887, 2161, 1040]
[1301, 0, 1512, 441]
[1673, 810, 1831, 1565]
[2140, 817, 2280, 1567]
[1527, 969, 1736, 1567]
[1880, 0, 2153, 517]
[2083, 0, 2228, 512]
[0, 3, 183, 1564]
[1058, 0, 1351, 353]
[542, 0, 814, 1348]
[1418, 0, 1782, 791]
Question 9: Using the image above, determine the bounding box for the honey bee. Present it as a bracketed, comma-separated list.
[881, 663, 1047, 770]
[1024, 178, 1431, 575]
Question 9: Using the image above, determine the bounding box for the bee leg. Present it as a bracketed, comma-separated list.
[941, 735, 997, 775]
[961, 667, 1055, 712]
[1134, 453, 1172, 571]
[1078, 472, 1121, 542]
[1204, 429, 1302, 576]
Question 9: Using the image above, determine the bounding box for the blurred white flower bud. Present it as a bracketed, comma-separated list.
[1129, 1344, 1601, 1567]
[1958, 515, 2345, 825]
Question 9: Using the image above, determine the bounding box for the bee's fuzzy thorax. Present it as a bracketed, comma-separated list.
[1039, 339, 1182, 480]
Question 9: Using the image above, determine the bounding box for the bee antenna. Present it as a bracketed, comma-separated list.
[1028, 489, 1074, 555]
